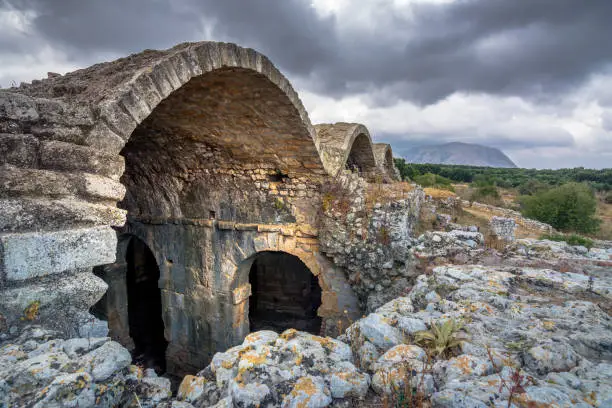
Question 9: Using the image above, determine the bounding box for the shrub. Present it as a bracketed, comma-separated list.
[466, 176, 502, 206]
[519, 182, 601, 234]
[320, 177, 353, 215]
[414, 173, 454, 191]
[518, 180, 550, 196]
[469, 184, 501, 204]
[604, 191, 612, 204]
[540, 233, 594, 249]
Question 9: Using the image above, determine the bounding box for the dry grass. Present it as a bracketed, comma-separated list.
[423, 187, 456, 200]
[460, 206, 541, 239]
[594, 195, 612, 240]
[366, 181, 414, 209]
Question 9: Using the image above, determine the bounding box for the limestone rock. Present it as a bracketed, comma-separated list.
[282, 376, 332, 408]
[0, 327, 166, 407]
[79, 340, 132, 381]
[348, 313, 404, 351]
[329, 371, 370, 399]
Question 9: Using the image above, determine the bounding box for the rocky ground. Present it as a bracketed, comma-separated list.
[2, 233, 611, 407]
[415, 228, 612, 279]
[0, 326, 173, 407]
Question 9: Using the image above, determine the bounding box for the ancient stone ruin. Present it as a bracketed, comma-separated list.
[489, 216, 517, 241]
[3, 41, 611, 408]
[0, 41, 406, 376]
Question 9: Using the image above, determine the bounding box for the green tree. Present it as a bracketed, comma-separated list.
[518, 180, 550, 195]
[520, 182, 600, 233]
[414, 173, 454, 191]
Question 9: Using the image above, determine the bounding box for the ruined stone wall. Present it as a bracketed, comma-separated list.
[95, 219, 359, 375]
[319, 172, 425, 311]
[489, 216, 517, 241]
[0, 42, 352, 372]
[462, 200, 555, 234]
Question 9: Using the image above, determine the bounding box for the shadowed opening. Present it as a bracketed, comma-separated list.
[248, 251, 322, 334]
[345, 133, 377, 175]
[126, 236, 167, 372]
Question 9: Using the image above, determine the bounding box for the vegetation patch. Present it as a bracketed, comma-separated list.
[413, 173, 455, 192]
[22, 301, 40, 321]
[539, 233, 594, 249]
[520, 182, 600, 234]
[414, 319, 466, 359]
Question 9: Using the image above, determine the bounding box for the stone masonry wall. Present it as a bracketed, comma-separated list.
[462, 200, 555, 234]
[319, 172, 425, 311]
[489, 216, 517, 241]
[93, 218, 360, 375]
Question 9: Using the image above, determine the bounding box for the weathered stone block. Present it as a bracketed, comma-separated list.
[1, 226, 117, 281]
[0, 198, 126, 232]
[82, 173, 126, 201]
[39, 140, 125, 180]
[0, 268, 108, 334]
[0, 92, 39, 121]
[0, 133, 39, 167]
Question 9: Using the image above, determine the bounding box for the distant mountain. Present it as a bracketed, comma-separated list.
[403, 142, 517, 168]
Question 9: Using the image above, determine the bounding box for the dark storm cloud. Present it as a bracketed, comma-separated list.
[3, 0, 337, 72]
[316, 0, 612, 104]
[4, 0, 612, 104]
[3, 0, 206, 56]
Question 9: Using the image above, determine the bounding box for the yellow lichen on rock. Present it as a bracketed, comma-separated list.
[22, 301, 40, 321]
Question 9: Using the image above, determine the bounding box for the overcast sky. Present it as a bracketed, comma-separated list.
[1, 0, 611, 169]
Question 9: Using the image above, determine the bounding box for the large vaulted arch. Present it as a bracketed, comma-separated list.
[1, 42, 360, 376]
[314, 122, 379, 179]
[373, 143, 401, 182]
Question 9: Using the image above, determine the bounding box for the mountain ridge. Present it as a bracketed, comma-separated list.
[403, 142, 517, 168]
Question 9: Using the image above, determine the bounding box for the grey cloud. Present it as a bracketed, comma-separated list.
[1, 0, 611, 168]
[5, 0, 612, 104]
[378, 125, 575, 156]
[602, 111, 612, 132]
[4, 0, 206, 58]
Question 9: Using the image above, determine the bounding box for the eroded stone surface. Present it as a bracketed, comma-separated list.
[343, 263, 612, 407]
[175, 329, 368, 407]
[0, 326, 171, 407]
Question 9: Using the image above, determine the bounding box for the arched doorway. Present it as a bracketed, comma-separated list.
[345, 132, 377, 175]
[248, 251, 322, 334]
[125, 236, 167, 372]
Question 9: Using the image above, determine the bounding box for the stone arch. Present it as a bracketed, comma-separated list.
[237, 250, 323, 334]
[0, 41, 326, 277]
[90, 230, 170, 370]
[230, 235, 333, 308]
[314, 122, 378, 178]
[0, 41, 325, 233]
[227, 230, 361, 341]
[0, 42, 328, 375]
[373, 143, 401, 182]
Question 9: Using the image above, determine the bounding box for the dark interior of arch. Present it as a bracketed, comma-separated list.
[126, 236, 168, 373]
[249, 252, 322, 334]
[345, 133, 377, 174]
[118, 67, 317, 221]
